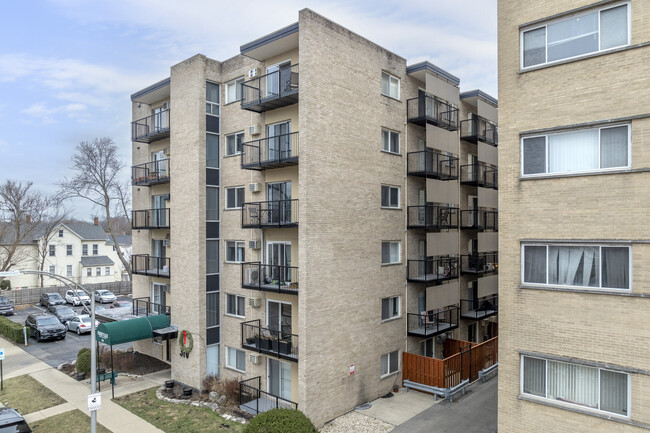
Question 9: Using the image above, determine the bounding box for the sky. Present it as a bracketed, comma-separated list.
[0, 0, 497, 219]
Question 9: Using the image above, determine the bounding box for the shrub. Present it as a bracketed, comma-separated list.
[244, 409, 317, 433]
[76, 350, 91, 374]
[202, 374, 219, 393]
[0, 280, 10, 291]
[77, 347, 91, 358]
[0, 317, 24, 343]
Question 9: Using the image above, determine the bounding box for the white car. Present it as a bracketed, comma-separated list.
[65, 289, 90, 306]
[94, 290, 117, 304]
[66, 315, 99, 335]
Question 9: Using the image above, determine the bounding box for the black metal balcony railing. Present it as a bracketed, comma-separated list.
[241, 319, 298, 362]
[460, 209, 498, 231]
[407, 257, 459, 284]
[407, 93, 459, 131]
[407, 150, 458, 180]
[241, 64, 299, 113]
[241, 199, 298, 228]
[241, 132, 299, 170]
[132, 159, 170, 186]
[131, 255, 170, 279]
[461, 253, 498, 275]
[132, 109, 170, 143]
[239, 376, 298, 416]
[460, 163, 498, 189]
[407, 307, 460, 337]
[460, 116, 498, 146]
[407, 205, 459, 231]
[241, 262, 299, 295]
[133, 297, 171, 317]
[460, 294, 498, 320]
[132, 208, 170, 230]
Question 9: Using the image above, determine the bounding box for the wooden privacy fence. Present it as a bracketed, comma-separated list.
[1, 281, 132, 306]
[403, 336, 498, 389]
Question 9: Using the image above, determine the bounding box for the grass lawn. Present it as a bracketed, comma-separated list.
[114, 387, 244, 433]
[31, 409, 112, 433]
[0, 375, 65, 415]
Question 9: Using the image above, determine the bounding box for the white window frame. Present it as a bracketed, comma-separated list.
[521, 124, 631, 177]
[49, 245, 55, 256]
[95, 267, 101, 276]
[105, 267, 111, 276]
[66, 245, 73, 256]
[58, 229, 64, 238]
[521, 243, 632, 292]
[225, 77, 244, 104]
[225, 293, 245, 318]
[225, 186, 245, 210]
[381, 71, 400, 100]
[520, 2, 631, 70]
[82, 244, 88, 256]
[86, 268, 92, 277]
[225, 131, 245, 157]
[380, 350, 400, 378]
[49, 265, 56, 274]
[381, 241, 401, 265]
[520, 355, 631, 418]
[381, 296, 400, 321]
[206, 81, 220, 116]
[66, 265, 73, 277]
[381, 128, 400, 155]
[225, 241, 245, 264]
[381, 185, 400, 209]
[92, 244, 98, 255]
[225, 346, 246, 373]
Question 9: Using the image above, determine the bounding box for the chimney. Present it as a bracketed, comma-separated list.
[94, 217, 99, 226]
[26, 215, 31, 224]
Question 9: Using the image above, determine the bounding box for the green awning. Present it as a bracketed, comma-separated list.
[96, 315, 170, 345]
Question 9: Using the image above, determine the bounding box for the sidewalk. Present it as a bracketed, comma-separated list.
[0, 336, 166, 432]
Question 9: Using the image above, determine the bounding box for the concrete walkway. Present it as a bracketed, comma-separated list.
[355, 387, 441, 425]
[0, 336, 166, 432]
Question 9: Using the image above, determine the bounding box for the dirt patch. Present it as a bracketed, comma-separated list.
[98, 348, 170, 375]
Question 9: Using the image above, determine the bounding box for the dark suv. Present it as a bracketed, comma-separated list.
[0, 296, 14, 316]
[0, 408, 31, 432]
[25, 313, 66, 342]
[39, 293, 65, 307]
[46, 305, 76, 325]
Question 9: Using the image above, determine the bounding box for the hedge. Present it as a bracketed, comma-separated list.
[77, 350, 91, 374]
[244, 409, 317, 433]
[0, 316, 24, 344]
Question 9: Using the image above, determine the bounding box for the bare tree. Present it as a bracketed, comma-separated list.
[57, 137, 131, 276]
[35, 202, 69, 287]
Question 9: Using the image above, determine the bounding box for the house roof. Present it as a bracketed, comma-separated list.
[63, 223, 109, 241]
[106, 235, 132, 246]
[80, 256, 115, 267]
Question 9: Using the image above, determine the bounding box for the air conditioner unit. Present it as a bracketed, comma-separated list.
[248, 124, 261, 136]
[163, 239, 170, 247]
[163, 148, 170, 156]
[248, 240, 260, 249]
[246, 269, 260, 286]
[248, 183, 260, 192]
[248, 68, 259, 78]
[248, 297, 261, 308]
[249, 354, 261, 364]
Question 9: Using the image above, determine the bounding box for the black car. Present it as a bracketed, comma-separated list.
[0, 408, 31, 432]
[0, 296, 14, 316]
[46, 305, 76, 325]
[39, 293, 65, 307]
[24, 313, 66, 342]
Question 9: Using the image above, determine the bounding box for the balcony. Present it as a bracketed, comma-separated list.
[407, 257, 458, 284]
[461, 253, 498, 275]
[131, 255, 170, 279]
[241, 64, 299, 113]
[407, 205, 459, 231]
[407, 93, 459, 131]
[460, 163, 498, 189]
[460, 116, 498, 146]
[241, 319, 298, 362]
[241, 262, 298, 295]
[241, 200, 298, 229]
[460, 295, 498, 320]
[132, 109, 170, 143]
[239, 376, 298, 416]
[241, 132, 299, 170]
[132, 208, 170, 230]
[407, 307, 460, 337]
[132, 297, 171, 317]
[407, 150, 458, 180]
[460, 209, 498, 231]
[132, 159, 170, 186]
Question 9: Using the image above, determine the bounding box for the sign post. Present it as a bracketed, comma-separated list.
[0, 348, 5, 391]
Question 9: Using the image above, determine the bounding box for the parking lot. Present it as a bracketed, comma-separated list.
[6, 296, 133, 368]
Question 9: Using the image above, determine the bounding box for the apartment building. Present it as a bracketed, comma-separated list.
[130, 9, 498, 426]
[498, 1, 650, 431]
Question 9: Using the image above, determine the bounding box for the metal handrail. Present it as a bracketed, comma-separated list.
[407, 257, 459, 282]
[407, 205, 459, 230]
[131, 109, 170, 142]
[407, 150, 459, 180]
[131, 255, 170, 278]
[241, 132, 299, 169]
[132, 208, 170, 229]
[241, 319, 298, 360]
[241, 64, 299, 108]
[241, 262, 299, 293]
[460, 253, 498, 274]
[241, 199, 299, 228]
[460, 209, 498, 231]
[460, 295, 498, 319]
[131, 159, 170, 185]
[407, 307, 460, 334]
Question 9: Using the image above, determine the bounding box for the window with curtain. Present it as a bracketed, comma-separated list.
[225, 132, 244, 156]
[206, 344, 219, 376]
[226, 293, 245, 317]
[522, 244, 629, 290]
[225, 78, 244, 104]
[381, 296, 400, 320]
[522, 356, 629, 416]
[522, 125, 629, 176]
[381, 72, 400, 99]
[381, 241, 400, 265]
[226, 346, 246, 372]
[225, 241, 245, 263]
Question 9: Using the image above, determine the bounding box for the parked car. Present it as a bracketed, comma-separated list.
[0, 296, 14, 316]
[39, 292, 65, 307]
[81, 304, 106, 316]
[46, 305, 76, 325]
[110, 300, 132, 309]
[94, 290, 117, 304]
[24, 313, 66, 342]
[0, 407, 32, 432]
[66, 314, 99, 335]
[65, 289, 90, 306]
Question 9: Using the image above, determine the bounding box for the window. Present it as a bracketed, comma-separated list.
[225, 78, 244, 104]
[381, 185, 400, 209]
[49, 265, 56, 274]
[206, 133, 219, 168]
[96, 267, 101, 276]
[206, 240, 219, 274]
[86, 268, 92, 277]
[226, 294, 245, 317]
[522, 3, 629, 68]
[226, 241, 245, 263]
[206, 82, 220, 115]
[206, 292, 220, 327]
[225, 132, 245, 156]
[82, 245, 88, 256]
[226, 346, 246, 372]
[381, 129, 400, 154]
[522, 244, 630, 290]
[66, 245, 72, 256]
[92, 244, 98, 255]
[381, 72, 400, 99]
[105, 267, 111, 276]
[49, 245, 55, 257]
[206, 187, 219, 221]
[381, 350, 399, 377]
[66, 265, 72, 277]
[381, 241, 400, 265]
[522, 125, 629, 176]
[206, 344, 219, 377]
[381, 296, 400, 320]
[522, 356, 629, 417]
[226, 187, 245, 209]
[58, 229, 63, 238]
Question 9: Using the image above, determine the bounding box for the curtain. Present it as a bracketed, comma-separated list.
[547, 12, 598, 62]
[600, 370, 628, 415]
[206, 344, 219, 376]
[524, 246, 547, 284]
[523, 357, 546, 397]
[600, 5, 628, 50]
[548, 129, 599, 173]
[602, 247, 629, 289]
[601, 126, 628, 168]
[547, 361, 598, 409]
[549, 246, 598, 287]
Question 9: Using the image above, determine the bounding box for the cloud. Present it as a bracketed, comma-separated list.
[20, 101, 90, 124]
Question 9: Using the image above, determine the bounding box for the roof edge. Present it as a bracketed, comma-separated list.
[460, 89, 498, 107]
[240, 22, 299, 54]
[131, 77, 171, 101]
[406, 61, 460, 86]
